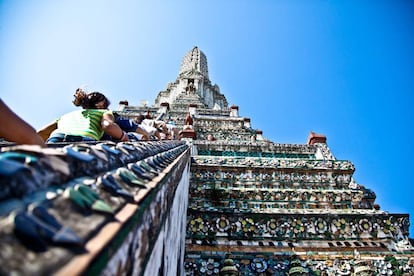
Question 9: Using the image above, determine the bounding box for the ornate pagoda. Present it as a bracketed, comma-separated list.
[118, 46, 414, 275]
[2, 46, 411, 275]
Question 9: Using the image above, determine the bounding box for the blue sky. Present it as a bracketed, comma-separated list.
[1, 0, 413, 235]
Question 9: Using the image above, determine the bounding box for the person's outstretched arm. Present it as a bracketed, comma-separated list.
[37, 120, 58, 142]
[135, 125, 151, 140]
[0, 99, 45, 147]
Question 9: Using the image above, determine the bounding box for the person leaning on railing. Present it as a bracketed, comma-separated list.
[37, 88, 129, 143]
[100, 112, 151, 141]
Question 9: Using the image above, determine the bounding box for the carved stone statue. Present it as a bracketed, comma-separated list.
[185, 112, 193, 126]
[186, 82, 196, 94]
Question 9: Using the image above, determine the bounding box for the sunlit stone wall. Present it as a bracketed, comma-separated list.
[101, 161, 190, 276]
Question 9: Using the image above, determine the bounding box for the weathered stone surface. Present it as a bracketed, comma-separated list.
[0, 141, 190, 275]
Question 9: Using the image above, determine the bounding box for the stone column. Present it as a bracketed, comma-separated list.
[156, 102, 170, 120]
[307, 131, 327, 144]
[256, 130, 264, 141]
[118, 100, 129, 111]
[230, 105, 239, 117]
[243, 118, 251, 128]
[188, 104, 197, 116]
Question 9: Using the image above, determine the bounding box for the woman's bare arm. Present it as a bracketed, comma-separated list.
[0, 99, 45, 147]
[101, 112, 129, 141]
[37, 121, 58, 142]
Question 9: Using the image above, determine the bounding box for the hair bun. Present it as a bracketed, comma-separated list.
[72, 88, 88, 107]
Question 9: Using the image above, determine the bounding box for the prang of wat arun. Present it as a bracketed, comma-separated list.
[118, 46, 414, 275]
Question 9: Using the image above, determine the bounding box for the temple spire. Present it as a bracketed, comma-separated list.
[179, 46, 209, 80]
[155, 46, 228, 109]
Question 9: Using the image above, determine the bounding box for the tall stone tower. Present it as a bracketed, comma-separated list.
[118, 46, 414, 275]
[6, 47, 412, 275]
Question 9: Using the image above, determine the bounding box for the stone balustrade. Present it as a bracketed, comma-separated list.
[0, 140, 190, 275]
